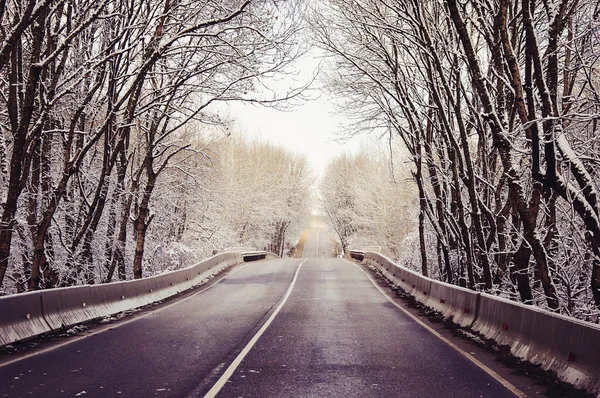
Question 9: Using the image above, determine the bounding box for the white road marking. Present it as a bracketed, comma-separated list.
[204, 259, 307, 398]
[0, 262, 253, 369]
[342, 258, 526, 398]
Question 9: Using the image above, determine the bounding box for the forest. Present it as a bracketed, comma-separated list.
[2, 0, 600, 325]
[0, 0, 311, 294]
[314, 0, 600, 322]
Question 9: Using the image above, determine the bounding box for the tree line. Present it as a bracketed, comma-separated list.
[313, 0, 600, 320]
[0, 0, 307, 294]
[319, 143, 417, 261]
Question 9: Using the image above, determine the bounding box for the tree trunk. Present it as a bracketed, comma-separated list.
[0, 15, 45, 288]
[115, 152, 131, 281]
[104, 186, 119, 282]
[447, 0, 559, 308]
[413, 141, 429, 277]
[30, 173, 70, 289]
[511, 240, 533, 303]
[132, 172, 156, 279]
[592, 250, 600, 308]
[418, 196, 428, 277]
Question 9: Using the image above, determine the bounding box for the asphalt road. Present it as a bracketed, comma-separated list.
[301, 225, 334, 259]
[0, 228, 518, 397]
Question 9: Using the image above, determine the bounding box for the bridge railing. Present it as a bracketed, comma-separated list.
[352, 249, 600, 395]
[0, 250, 271, 347]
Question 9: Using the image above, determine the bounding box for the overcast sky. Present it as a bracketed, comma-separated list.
[226, 99, 359, 178]
[216, 48, 362, 179]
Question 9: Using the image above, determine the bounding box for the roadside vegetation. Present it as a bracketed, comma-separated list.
[314, 0, 600, 322]
[0, 0, 310, 293]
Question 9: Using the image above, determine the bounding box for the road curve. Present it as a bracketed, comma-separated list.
[0, 228, 518, 397]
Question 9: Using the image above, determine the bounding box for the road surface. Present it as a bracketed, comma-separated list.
[0, 228, 519, 397]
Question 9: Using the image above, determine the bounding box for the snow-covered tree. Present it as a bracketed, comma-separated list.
[319, 143, 416, 259]
[311, 0, 600, 320]
[0, 0, 305, 292]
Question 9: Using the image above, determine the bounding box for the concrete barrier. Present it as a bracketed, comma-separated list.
[89, 280, 151, 317]
[409, 274, 431, 305]
[40, 285, 119, 330]
[472, 293, 600, 393]
[0, 291, 51, 346]
[349, 251, 364, 261]
[225, 247, 256, 252]
[427, 279, 478, 328]
[40, 255, 225, 331]
[1, 251, 248, 346]
[241, 251, 267, 261]
[371, 253, 389, 279]
[364, 252, 395, 281]
[385, 257, 396, 280]
[363, 252, 375, 265]
[40, 277, 170, 331]
[383, 256, 396, 281]
[392, 266, 416, 294]
[41, 285, 105, 330]
[265, 252, 279, 260]
[362, 252, 382, 274]
[358, 251, 600, 394]
[363, 252, 471, 324]
[361, 252, 428, 301]
[352, 246, 381, 253]
[390, 263, 430, 304]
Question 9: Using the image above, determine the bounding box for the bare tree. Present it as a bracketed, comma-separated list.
[0, 0, 307, 292]
[311, 0, 600, 319]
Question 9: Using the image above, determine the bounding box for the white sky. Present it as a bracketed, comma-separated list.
[216, 48, 362, 179]
[225, 99, 360, 178]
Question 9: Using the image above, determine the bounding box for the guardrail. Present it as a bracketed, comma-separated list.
[354, 250, 600, 395]
[241, 251, 271, 262]
[0, 250, 271, 347]
[225, 247, 278, 262]
[349, 250, 364, 261]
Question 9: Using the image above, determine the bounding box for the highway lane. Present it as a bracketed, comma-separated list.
[215, 230, 517, 397]
[0, 227, 520, 397]
[0, 258, 302, 397]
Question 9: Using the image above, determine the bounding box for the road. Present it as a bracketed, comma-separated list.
[301, 226, 334, 259]
[0, 228, 519, 397]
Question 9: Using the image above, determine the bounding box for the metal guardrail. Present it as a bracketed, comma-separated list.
[356, 251, 600, 395]
[0, 250, 277, 347]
